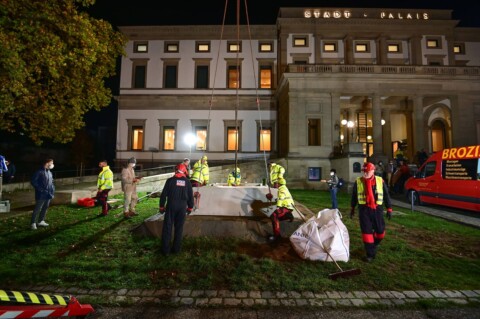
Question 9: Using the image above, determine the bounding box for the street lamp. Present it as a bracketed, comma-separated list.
[184, 133, 197, 156]
[347, 120, 355, 142]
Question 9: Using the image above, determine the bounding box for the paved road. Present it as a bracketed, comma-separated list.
[87, 305, 480, 319]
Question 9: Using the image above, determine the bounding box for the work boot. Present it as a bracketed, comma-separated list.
[129, 211, 139, 216]
[123, 212, 131, 219]
[363, 256, 375, 263]
[268, 235, 280, 243]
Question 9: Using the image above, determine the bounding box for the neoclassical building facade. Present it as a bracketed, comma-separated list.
[116, 7, 480, 186]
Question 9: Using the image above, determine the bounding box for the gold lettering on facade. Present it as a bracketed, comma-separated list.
[304, 9, 426, 20]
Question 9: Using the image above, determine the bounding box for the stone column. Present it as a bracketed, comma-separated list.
[376, 35, 387, 65]
[445, 35, 455, 66]
[412, 95, 425, 152]
[382, 108, 392, 159]
[278, 34, 289, 79]
[344, 35, 354, 65]
[372, 95, 384, 156]
[314, 33, 322, 64]
[331, 93, 341, 148]
[409, 35, 422, 65]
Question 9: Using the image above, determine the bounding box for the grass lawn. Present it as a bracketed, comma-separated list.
[0, 189, 479, 292]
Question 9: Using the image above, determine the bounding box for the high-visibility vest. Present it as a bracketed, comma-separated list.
[356, 176, 383, 205]
[270, 164, 285, 184]
[191, 160, 209, 184]
[277, 185, 294, 209]
[227, 171, 241, 186]
[97, 166, 113, 190]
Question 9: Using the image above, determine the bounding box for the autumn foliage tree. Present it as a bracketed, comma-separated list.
[0, 0, 125, 145]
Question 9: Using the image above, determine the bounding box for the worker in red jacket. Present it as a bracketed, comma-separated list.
[350, 162, 393, 262]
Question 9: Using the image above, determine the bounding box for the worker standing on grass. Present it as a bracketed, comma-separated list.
[268, 178, 294, 243]
[268, 161, 285, 188]
[121, 157, 141, 219]
[350, 162, 393, 262]
[159, 164, 194, 256]
[227, 167, 241, 186]
[190, 155, 209, 187]
[96, 160, 114, 216]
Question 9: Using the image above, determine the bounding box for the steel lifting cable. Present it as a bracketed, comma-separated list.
[192, 0, 230, 209]
[243, 0, 270, 184]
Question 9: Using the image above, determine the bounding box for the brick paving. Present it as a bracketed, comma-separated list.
[19, 286, 479, 308]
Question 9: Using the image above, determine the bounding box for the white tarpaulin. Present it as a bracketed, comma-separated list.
[290, 208, 350, 262]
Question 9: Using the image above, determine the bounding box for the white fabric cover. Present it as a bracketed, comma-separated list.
[290, 208, 350, 262]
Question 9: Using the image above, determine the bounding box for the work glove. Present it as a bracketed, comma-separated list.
[202, 181, 207, 186]
[386, 208, 393, 220]
[186, 208, 192, 215]
[266, 193, 273, 201]
[350, 207, 355, 219]
[159, 207, 165, 215]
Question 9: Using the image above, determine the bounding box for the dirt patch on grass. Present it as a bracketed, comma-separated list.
[390, 224, 480, 259]
[236, 239, 302, 262]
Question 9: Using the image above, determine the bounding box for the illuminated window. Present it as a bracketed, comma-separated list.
[163, 127, 175, 150]
[259, 129, 271, 151]
[134, 42, 148, 53]
[453, 44, 464, 54]
[355, 43, 369, 52]
[259, 65, 272, 89]
[196, 42, 210, 52]
[293, 36, 308, 47]
[426, 38, 441, 48]
[259, 42, 273, 52]
[387, 44, 400, 52]
[127, 119, 146, 150]
[228, 42, 242, 52]
[323, 42, 337, 52]
[132, 126, 144, 150]
[308, 118, 321, 146]
[195, 126, 207, 150]
[165, 42, 179, 53]
[228, 65, 240, 89]
[227, 128, 239, 151]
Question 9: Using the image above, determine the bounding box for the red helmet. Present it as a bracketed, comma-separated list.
[362, 162, 375, 172]
[175, 163, 187, 174]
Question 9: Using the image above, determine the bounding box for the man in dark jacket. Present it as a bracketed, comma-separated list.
[159, 163, 194, 255]
[30, 158, 55, 230]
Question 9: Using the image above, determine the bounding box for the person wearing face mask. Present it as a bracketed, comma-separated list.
[121, 157, 141, 218]
[350, 162, 393, 262]
[96, 159, 114, 216]
[322, 168, 339, 209]
[30, 158, 55, 230]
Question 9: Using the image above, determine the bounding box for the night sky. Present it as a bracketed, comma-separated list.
[89, 0, 480, 28]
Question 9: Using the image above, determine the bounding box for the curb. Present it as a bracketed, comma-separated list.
[12, 287, 480, 308]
